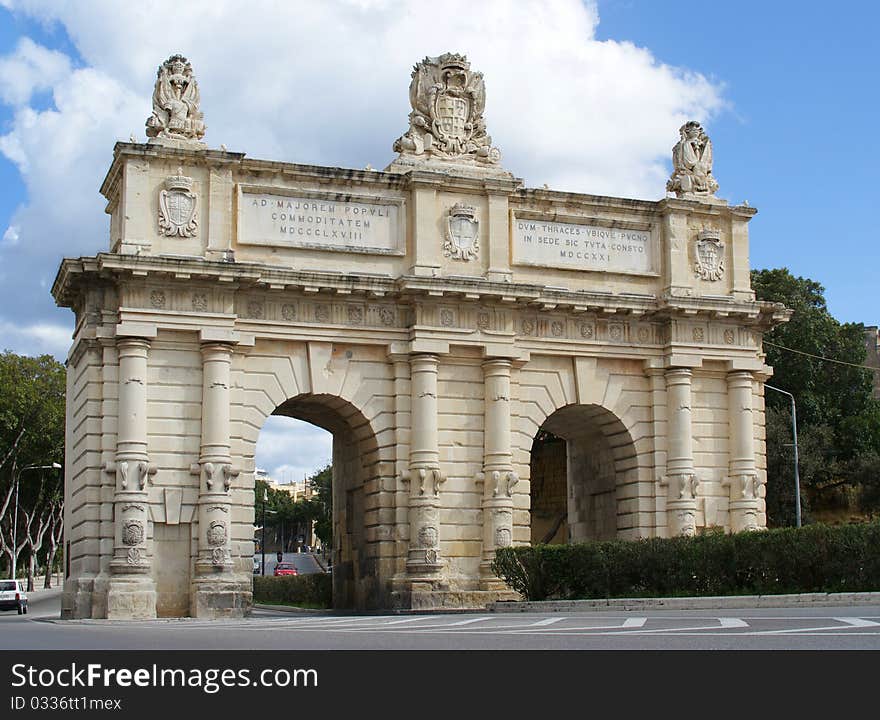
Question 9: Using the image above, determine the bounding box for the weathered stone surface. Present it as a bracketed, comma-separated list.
[52, 53, 788, 619]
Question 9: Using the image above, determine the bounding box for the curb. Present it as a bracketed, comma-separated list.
[488, 591, 880, 613]
[254, 603, 330, 614]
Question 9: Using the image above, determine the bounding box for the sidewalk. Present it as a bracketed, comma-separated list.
[488, 591, 880, 613]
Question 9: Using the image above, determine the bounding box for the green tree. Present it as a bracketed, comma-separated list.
[308, 465, 332, 549]
[0, 352, 66, 581]
[752, 269, 880, 522]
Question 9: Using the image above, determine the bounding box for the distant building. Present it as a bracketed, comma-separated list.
[865, 327, 880, 399]
[255, 467, 313, 502]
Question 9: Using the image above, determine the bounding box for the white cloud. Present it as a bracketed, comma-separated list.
[0, 36, 71, 105]
[0, 319, 71, 357]
[2, 224, 20, 246]
[255, 416, 332, 481]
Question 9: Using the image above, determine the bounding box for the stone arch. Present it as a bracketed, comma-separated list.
[513, 357, 658, 543]
[529, 403, 640, 544]
[232, 341, 398, 610]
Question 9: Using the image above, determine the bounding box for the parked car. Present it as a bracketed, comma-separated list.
[0, 580, 28, 615]
[273, 562, 298, 577]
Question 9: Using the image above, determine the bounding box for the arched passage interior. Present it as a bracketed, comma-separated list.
[256, 393, 381, 610]
[529, 404, 638, 544]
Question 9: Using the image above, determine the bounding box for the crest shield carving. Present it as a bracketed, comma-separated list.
[159, 171, 198, 237]
[444, 203, 479, 261]
[393, 53, 501, 167]
[694, 229, 724, 281]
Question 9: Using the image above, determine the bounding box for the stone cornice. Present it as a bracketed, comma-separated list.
[54, 253, 789, 328]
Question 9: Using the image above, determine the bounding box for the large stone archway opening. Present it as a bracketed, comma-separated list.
[266, 393, 381, 610]
[530, 404, 638, 545]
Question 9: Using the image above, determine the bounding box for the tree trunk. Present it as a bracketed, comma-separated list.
[43, 505, 63, 589]
[27, 552, 35, 592]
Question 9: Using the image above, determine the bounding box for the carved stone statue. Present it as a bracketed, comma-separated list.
[666, 121, 718, 197]
[146, 54, 206, 143]
[392, 52, 501, 168]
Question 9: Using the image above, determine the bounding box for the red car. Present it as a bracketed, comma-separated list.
[273, 562, 298, 577]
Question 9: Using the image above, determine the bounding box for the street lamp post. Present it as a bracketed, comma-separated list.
[765, 384, 802, 528]
[9, 462, 62, 580]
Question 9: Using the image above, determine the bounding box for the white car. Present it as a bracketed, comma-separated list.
[0, 579, 27, 615]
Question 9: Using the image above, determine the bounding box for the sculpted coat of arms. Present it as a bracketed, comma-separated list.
[393, 53, 501, 166]
[694, 229, 725, 281]
[444, 203, 479, 261]
[145, 54, 206, 142]
[667, 120, 719, 197]
[158, 171, 198, 237]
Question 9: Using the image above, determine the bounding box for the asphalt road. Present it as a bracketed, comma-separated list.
[2, 590, 880, 650]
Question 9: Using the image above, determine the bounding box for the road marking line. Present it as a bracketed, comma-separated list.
[507, 617, 647, 633]
[381, 617, 434, 626]
[834, 617, 880, 627]
[748, 618, 880, 635]
[447, 617, 491, 626]
[530, 617, 567, 626]
[719, 618, 749, 628]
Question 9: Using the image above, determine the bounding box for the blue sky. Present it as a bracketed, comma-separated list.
[0, 0, 877, 478]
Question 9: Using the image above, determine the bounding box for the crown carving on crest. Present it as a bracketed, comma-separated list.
[449, 202, 476, 220]
[438, 52, 469, 72]
[697, 228, 721, 243]
[164, 168, 194, 192]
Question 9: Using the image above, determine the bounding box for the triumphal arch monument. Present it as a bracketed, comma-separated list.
[53, 53, 788, 618]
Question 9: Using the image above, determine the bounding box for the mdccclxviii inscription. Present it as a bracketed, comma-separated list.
[239, 190, 402, 254]
[513, 218, 654, 275]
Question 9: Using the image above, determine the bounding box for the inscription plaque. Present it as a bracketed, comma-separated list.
[512, 215, 655, 275]
[238, 187, 404, 255]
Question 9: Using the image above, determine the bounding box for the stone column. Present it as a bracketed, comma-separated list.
[479, 359, 517, 588]
[190, 342, 242, 617]
[107, 337, 156, 619]
[664, 368, 698, 536]
[405, 354, 445, 578]
[725, 371, 760, 532]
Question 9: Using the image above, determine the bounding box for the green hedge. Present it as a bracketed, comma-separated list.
[253, 573, 332, 608]
[491, 522, 880, 601]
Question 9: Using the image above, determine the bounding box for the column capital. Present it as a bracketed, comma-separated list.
[665, 366, 693, 383]
[116, 336, 151, 354]
[199, 341, 235, 360]
[727, 369, 756, 382]
[481, 357, 513, 375]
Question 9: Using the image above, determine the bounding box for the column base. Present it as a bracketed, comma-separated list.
[666, 499, 698, 537]
[106, 576, 157, 620]
[729, 499, 760, 533]
[190, 577, 252, 618]
[61, 576, 95, 619]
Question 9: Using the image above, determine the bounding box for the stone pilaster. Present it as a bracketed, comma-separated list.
[404, 354, 445, 578]
[107, 337, 157, 619]
[664, 367, 698, 536]
[190, 342, 245, 617]
[478, 359, 517, 588]
[725, 371, 760, 532]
